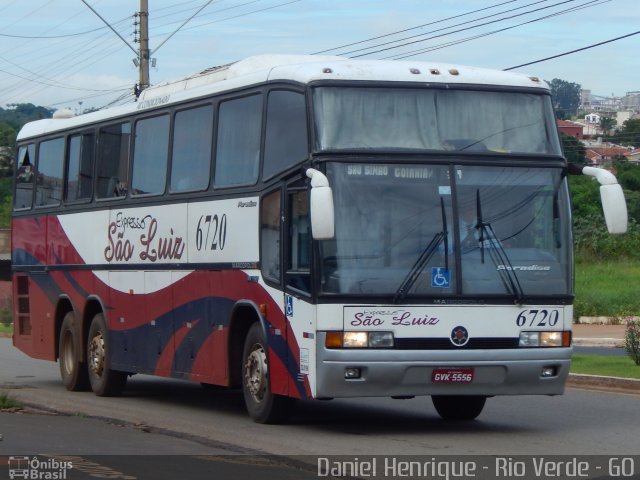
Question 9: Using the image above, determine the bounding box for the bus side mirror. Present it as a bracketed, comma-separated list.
[581, 166, 628, 234]
[600, 184, 627, 234]
[306, 168, 335, 240]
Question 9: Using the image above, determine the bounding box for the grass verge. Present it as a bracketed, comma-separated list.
[0, 322, 12, 336]
[0, 391, 23, 410]
[574, 260, 640, 319]
[571, 354, 640, 379]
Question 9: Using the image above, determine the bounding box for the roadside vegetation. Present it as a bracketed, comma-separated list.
[0, 391, 22, 410]
[571, 354, 640, 379]
[569, 163, 640, 321]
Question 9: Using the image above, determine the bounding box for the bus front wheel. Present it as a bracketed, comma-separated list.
[87, 313, 127, 397]
[431, 395, 486, 421]
[58, 312, 89, 391]
[241, 323, 294, 424]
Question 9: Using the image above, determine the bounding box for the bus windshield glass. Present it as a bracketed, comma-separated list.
[319, 163, 572, 299]
[313, 87, 561, 155]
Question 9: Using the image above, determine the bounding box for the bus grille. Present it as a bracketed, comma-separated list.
[394, 338, 520, 349]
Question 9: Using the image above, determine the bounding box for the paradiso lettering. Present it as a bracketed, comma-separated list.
[104, 213, 185, 262]
[350, 310, 439, 327]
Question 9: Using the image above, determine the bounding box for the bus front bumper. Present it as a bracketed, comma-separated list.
[315, 336, 572, 398]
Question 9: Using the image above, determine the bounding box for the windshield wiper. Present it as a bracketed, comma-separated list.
[394, 198, 448, 303]
[475, 190, 525, 303]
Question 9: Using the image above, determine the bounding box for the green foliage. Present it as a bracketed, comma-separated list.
[573, 215, 640, 260]
[598, 116, 616, 135]
[0, 121, 16, 148]
[616, 161, 640, 191]
[571, 354, 640, 379]
[548, 78, 581, 117]
[624, 319, 640, 366]
[568, 175, 602, 219]
[560, 132, 586, 164]
[609, 118, 640, 147]
[0, 103, 53, 130]
[574, 260, 640, 318]
[0, 295, 11, 327]
[0, 391, 22, 410]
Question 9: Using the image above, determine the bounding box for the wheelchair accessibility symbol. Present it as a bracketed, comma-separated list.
[285, 295, 294, 316]
[431, 267, 450, 288]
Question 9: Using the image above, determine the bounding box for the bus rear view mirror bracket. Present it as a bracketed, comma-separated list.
[306, 168, 335, 240]
[569, 163, 628, 234]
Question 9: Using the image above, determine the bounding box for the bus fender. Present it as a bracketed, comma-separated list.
[229, 300, 268, 346]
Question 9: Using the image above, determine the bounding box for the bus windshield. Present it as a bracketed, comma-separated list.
[313, 86, 562, 155]
[319, 163, 572, 299]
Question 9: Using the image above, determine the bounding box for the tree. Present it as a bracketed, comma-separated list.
[0, 122, 17, 177]
[611, 118, 640, 147]
[0, 103, 52, 130]
[599, 116, 616, 135]
[548, 78, 581, 118]
[560, 132, 586, 164]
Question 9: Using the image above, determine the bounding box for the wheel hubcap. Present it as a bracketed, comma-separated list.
[89, 333, 105, 377]
[244, 344, 268, 402]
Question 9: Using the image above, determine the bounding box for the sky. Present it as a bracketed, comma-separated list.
[0, 0, 638, 111]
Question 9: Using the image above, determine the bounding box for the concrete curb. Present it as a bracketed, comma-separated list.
[573, 337, 624, 348]
[577, 316, 639, 324]
[568, 373, 640, 394]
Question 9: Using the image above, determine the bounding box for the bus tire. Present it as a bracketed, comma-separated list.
[241, 323, 294, 424]
[58, 311, 90, 391]
[87, 313, 127, 397]
[431, 395, 486, 421]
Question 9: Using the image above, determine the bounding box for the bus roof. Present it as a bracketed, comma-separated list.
[17, 54, 548, 141]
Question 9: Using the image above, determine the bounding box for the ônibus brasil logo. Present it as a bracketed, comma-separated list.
[8, 456, 72, 480]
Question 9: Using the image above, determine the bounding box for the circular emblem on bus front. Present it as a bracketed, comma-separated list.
[450, 326, 469, 347]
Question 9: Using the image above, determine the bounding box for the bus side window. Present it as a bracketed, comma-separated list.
[66, 133, 94, 202]
[260, 189, 281, 284]
[263, 90, 308, 179]
[170, 105, 213, 193]
[132, 115, 170, 196]
[286, 190, 311, 294]
[35, 137, 65, 207]
[214, 94, 262, 187]
[14, 144, 36, 210]
[97, 122, 131, 198]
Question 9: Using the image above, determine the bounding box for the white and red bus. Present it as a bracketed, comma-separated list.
[12, 55, 627, 423]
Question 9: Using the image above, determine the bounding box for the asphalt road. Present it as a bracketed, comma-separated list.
[573, 346, 627, 356]
[1, 337, 639, 469]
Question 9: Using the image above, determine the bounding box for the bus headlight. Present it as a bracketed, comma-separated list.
[325, 331, 394, 348]
[519, 331, 571, 347]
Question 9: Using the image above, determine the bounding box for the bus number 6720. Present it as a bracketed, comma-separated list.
[516, 309, 560, 327]
[196, 214, 227, 251]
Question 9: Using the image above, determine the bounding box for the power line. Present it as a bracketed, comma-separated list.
[350, 0, 584, 58]
[387, 0, 609, 60]
[152, 0, 217, 55]
[184, 0, 303, 31]
[504, 30, 640, 70]
[80, 0, 137, 56]
[0, 25, 107, 39]
[340, 0, 556, 57]
[312, 0, 523, 55]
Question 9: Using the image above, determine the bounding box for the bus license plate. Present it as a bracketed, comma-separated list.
[431, 368, 474, 383]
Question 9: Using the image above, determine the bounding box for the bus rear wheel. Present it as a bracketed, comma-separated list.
[241, 323, 294, 424]
[431, 395, 486, 421]
[87, 313, 127, 397]
[58, 312, 89, 391]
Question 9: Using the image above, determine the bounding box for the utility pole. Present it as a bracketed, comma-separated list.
[137, 0, 151, 95]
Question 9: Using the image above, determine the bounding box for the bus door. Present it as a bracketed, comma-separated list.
[284, 184, 316, 394]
